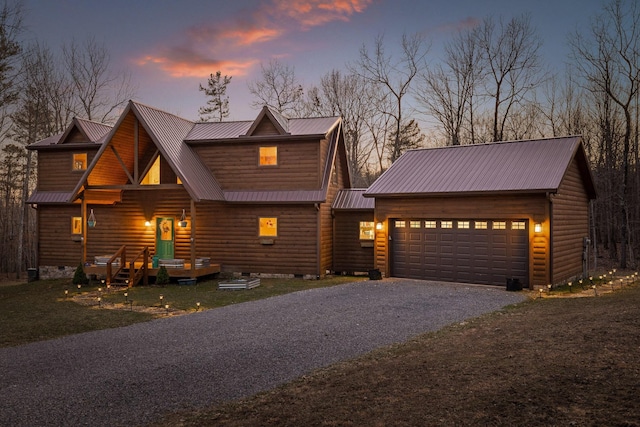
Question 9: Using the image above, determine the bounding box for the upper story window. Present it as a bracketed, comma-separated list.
[72, 153, 87, 171]
[259, 146, 277, 166]
[141, 157, 160, 185]
[259, 217, 278, 237]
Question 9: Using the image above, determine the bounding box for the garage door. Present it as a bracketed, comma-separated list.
[391, 219, 528, 286]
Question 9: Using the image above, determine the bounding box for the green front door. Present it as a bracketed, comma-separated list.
[156, 217, 175, 259]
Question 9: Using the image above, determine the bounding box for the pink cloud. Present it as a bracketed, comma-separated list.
[136, 0, 373, 78]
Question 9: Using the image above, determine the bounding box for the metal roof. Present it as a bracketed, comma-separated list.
[332, 189, 375, 210]
[185, 115, 340, 141]
[27, 191, 74, 204]
[224, 190, 326, 203]
[73, 118, 112, 143]
[365, 136, 593, 197]
[132, 102, 225, 201]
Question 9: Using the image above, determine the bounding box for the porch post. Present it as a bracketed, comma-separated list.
[190, 199, 196, 278]
[81, 194, 87, 265]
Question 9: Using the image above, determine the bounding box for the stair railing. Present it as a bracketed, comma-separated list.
[106, 245, 127, 286]
[128, 246, 149, 287]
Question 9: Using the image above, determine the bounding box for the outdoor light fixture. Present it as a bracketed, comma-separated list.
[534, 223, 542, 233]
[547, 284, 552, 294]
[568, 282, 572, 293]
[178, 209, 188, 228]
[376, 222, 383, 230]
[196, 302, 201, 311]
[124, 292, 128, 302]
[145, 220, 152, 227]
[87, 209, 96, 228]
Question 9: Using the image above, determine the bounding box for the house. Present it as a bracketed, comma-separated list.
[364, 136, 597, 289]
[27, 101, 350, 283]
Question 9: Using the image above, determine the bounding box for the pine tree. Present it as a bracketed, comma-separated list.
[198, 71, 232, 122]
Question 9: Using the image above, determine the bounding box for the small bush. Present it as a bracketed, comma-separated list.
[72, 263, 89, 285]
[156, 266, 170, 285]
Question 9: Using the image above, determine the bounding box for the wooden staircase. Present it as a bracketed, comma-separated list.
[105, 245, 149, 287]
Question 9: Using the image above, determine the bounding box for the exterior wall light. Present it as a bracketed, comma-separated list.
[145, 220, 152, 227]
[534, 223, 542, 233]
[87, 209, 97, 228]
[178, 209, 188, 227]
[376, 222, 383, 230]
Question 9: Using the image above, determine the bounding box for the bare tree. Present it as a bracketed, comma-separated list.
[63, 37, 136, 123]
[248, 59, 304, 117]
[198, 71, 231, 122]
[351, 33, 430, 163]
[571, 0, 640, 268]
[416, 27, 483, 146]
[476, 14, 544, 142]
[0, 0, 23, 140]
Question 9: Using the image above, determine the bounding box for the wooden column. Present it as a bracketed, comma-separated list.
[190, 199, 196, 278]
[81, 194, 87, 265]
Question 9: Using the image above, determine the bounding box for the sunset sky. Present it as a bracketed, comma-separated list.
[24, 0, 606, 124]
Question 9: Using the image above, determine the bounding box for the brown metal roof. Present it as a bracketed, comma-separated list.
[224, 190, 326, 203]
[332, 189, 375, 210]
[185, 115, 340, 141]
[27, 191, 74, 204]
[365, 136, 594, 197]
[73, 118, 112, 143]
[131, 102, 225, 201]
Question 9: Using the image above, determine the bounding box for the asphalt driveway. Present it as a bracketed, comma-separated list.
[0, 279, 527, 426]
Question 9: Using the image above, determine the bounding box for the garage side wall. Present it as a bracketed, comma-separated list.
[333, 211, 375, 273]
[551, 157, 590, 283]
[374, 194, 550, 287]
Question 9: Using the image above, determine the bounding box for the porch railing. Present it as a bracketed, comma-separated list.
[105, 245, 149, 287]
[106, 245, 126, 286]
[128, 246, 149, 287]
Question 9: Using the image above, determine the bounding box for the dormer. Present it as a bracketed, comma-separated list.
[244, 106, 291, 136]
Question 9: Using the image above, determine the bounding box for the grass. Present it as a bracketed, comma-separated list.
[0, 275, 365, 348]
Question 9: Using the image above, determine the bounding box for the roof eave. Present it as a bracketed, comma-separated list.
[364, 189, 557, 198]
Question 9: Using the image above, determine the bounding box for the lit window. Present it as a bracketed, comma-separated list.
[141, 157, 160, 185]
[493, 221, 506, 230]
[441, 221, 453, 229]
[259, 146, 277, 166]
[72, 153, 87, 171]
[424, 221, 437, 229]
[458, 221, 470, 229]
[395, 220, 405, 228]
[359, 221, 374, 240]
[259, 217, 277, 236]
[512, 221, 526, 230]
[475, 221, 488, 230]
[71, 217, 82, 234]
[410, 220, 421, 228]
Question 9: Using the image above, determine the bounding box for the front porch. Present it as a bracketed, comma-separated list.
[85, 262, 221, 282]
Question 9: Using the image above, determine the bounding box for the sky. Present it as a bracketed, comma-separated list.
[22, 0, 607, 126]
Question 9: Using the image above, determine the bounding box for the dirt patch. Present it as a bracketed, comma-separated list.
[156, 279, 640, 427]
[70, 290, 189, 316]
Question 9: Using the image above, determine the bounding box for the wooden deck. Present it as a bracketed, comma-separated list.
[85, 263, 221, 280]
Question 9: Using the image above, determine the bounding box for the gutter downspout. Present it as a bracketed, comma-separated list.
[315, 203, 321, 279]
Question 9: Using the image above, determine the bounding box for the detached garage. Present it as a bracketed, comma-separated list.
[364, 136, 596, 289]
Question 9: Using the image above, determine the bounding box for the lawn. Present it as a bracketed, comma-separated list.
[0, 275, 365, 348]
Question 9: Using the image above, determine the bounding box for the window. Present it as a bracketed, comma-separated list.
[475, 221, 488, 230]
[441, 220, 453, 229]
[410, 220, 421, 228]
[493, 221, 506, 230]
[512, 221, 526, 230]
[71, 217, 82, 234]
[458, 221, 470, 229]
[259, 217, 278, 236]
[395, 220, 405, 228]
[424, 220, 437, 229]
[259, 146, 277, 166]
[72, 153, 87, 171]
[359, 221, 374, 240]
[141, 157, 160, 185]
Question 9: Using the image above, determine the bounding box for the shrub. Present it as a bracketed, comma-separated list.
[156, 266, 170, 285]
[72, 263, 89, 285]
